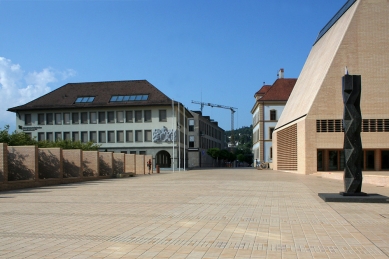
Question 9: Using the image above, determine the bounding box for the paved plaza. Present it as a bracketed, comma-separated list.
[1, 169, 389, 259]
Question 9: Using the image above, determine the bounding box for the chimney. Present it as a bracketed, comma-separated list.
[278, 68, 284, 79]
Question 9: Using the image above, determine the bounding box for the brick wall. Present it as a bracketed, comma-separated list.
[63, 149, 82, 178]
[83, 151, 99, 177]
[113, 153, 125, 176]
[38, 148, 63, 179]
[99, 152, 113, 176]
[145, 155, 153, 174]
[8, 146, 38, 181]
[0, 143, 7, 182]
[136, 155, 145, 175]
[125, 154, 136, 174]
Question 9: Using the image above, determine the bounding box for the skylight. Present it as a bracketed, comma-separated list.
[110, 95, 149, 102]
[75, 96, 95, 103]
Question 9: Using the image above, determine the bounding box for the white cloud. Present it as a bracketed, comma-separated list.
[0, 57, 76, 131]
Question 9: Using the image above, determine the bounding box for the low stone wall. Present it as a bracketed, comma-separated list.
[0, 143, 7, 183]
[113, 153, 125, 176]
[125, 154, 136, 174]
[136, 155, 145, 175]
[8, 146, 38, 181]
[83, 151, 99, 177]
[99, 152, 113, 177]
[0, 143, 154, 191]
[38, 148, 63, 179]
[63, 149, 82, 178]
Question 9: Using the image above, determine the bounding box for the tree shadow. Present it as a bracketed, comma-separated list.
[8, 149, 35, 181]
[38, 150, 60, 179]
[63, 159, 81, 178]
[113, 159, 124, 177]
[83, 160, 95, 177]
[99, 156, 112, 176]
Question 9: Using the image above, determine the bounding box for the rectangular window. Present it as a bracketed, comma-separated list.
[90, 112, 97, 124]
[55, 113, 62, 125]
[99, 131, 106, 143]
[25, 114, 32, 126]
[107, 111, 115, 123]
[72, 113, 79, 124]
[117, 111, 124, 123]
[144, 110, 152, 122]
[55, 132, 62, 141]
[159, 110, 167, 122]
[126, 130, 133, 142]
[135, 110, 142, 123]
[270, 110, 277, 121]
[81, 112, 88, 124]
[135, 130, 143, 142]
[126, 111, 133, 123]
[189, 135, 195, 148]
[130, 151, 136, 154]
[139, 151, 146, 155]
[144, 130, 152, 142]
[63, 132, 70, 140]
[63, 113, 70, 125]
[382, 151, 389, 170]
[46, 132, 53, 142]
[108, 131, 115, 143]
[189, 119, 194, 131]
[25, 133, 32, 139]
[99, 112, 106, 124]
[72, 132, 79, 141]
[46, 113, 53, 125]
[117, 131, 124, 143]
[38, 113, 45, 125]
[38, 132, 45, 141]
[90, 131, 97, 143]
[269, 127, 275, 140]
[329, 151, 338, 170]
[81, 131, 88, 143]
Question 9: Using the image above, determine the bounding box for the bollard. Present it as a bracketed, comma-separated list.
[156, 165, 160, 173]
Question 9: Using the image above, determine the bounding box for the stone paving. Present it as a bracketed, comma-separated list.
[1, 168, 389, 259]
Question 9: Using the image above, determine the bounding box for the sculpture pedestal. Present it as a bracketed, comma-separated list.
[339, 192, 367, 196]
[318, 193, 389, 203]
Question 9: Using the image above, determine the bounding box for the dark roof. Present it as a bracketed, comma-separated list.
[259, 78, 297, 101]
[8, 80, 174, 112]
[314, 0, 357, 45]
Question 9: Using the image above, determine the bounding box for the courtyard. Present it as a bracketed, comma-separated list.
[1, 169, 389, 259]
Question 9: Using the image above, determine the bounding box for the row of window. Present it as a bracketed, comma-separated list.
[316, 119, 389, 132]
[35, 130, 153, 143]
[24, 110, 167, 126]
[252, 110, 278, 126]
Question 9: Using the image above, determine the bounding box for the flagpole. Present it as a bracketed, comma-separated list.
[184, 105, 186, 171]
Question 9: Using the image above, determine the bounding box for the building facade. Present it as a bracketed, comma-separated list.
[251, 70, 296, 166]
[187, 111, 226, 168]
[273, 0, 389, 174]
[8, 80, 192, 169]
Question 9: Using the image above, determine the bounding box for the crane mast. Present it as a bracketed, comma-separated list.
[191, 100, 238, 147]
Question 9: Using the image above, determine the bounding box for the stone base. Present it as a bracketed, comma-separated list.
[318, 193, 389, 203]
[339, 192, 367, 196]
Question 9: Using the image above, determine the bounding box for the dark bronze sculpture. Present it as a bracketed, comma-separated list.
[341, 72, 364, 195]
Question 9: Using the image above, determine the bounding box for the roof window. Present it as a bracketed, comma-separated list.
[75, 97, 95, 103]
[110, 95, 148, 102]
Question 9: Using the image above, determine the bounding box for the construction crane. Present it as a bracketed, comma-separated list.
[191, 100, 238, 147]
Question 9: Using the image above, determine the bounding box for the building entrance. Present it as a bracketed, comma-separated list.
[156, 150, 171, 168]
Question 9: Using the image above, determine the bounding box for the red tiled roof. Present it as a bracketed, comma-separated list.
[8, 80, 173, 112]
[254, 85, 271, 97]
[259, 78, 297, 101]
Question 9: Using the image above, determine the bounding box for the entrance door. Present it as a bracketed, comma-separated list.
[156, 150, 171, 168]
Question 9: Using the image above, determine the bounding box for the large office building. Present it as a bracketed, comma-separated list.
[187, 111, 226, 168]
[273, 0, 389, 174]
[251, 69, 296, 166]
[8, 80, 192, 169]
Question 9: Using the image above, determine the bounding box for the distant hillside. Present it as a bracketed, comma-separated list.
[226, 125, 252, 150]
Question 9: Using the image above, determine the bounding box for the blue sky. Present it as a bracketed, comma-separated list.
[0, 0, 346, 132]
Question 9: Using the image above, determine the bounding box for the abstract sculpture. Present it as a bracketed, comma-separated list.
[341, 72, 364, 195]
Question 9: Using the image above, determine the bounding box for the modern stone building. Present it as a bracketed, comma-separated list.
[273, 0, 389, 174]
[251, 69, 297, 166]
[187, 111, 226, 168]
[8, 80, 192, 169]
